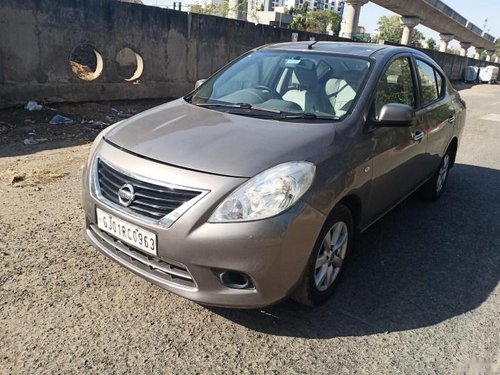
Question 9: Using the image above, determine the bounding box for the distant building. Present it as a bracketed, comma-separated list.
[250, 6, 293, 26]
[250, 0, 345, 12]
[204, 0, 226, 5]
[247, 0, 344, 28]
[282, 0, 345, 12]
[371, 29, 380, 41]
[339, 23, 366, 38]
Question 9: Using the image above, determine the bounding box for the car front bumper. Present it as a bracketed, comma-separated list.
[82, 140, 326, 308]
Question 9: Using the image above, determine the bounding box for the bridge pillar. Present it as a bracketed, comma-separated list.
[400, 16, 420, 45]
[439, 34, 454, 52]
[343, 0, 369, 39]
[495, 56, 499, 64]
[459, 42, 471, 56]
[474, 47, 485, 60]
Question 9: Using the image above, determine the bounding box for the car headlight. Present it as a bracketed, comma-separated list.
[209, 161, 316, 222]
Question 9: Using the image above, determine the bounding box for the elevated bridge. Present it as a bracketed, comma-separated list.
[343, 0, 498, 60]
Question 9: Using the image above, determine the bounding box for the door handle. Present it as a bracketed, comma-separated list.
[448, 115, 456, 123]
[413, 130, 424, 142]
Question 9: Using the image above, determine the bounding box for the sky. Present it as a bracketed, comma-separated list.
[142, 0, 499, 53]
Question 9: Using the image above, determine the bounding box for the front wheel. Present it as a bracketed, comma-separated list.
[292, 205, 353, 306]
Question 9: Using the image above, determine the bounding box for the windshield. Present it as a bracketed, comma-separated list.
[187, 50, 371, 120]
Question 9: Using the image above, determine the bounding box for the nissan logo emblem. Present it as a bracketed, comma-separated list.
[117, 183, 135, 207]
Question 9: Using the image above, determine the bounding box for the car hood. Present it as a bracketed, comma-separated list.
[105, 99, 337, 178]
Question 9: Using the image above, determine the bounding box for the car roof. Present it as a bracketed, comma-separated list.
[259, 41, 416, 58]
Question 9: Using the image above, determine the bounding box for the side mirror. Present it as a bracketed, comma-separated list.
[377, 103, 415, 127]
[194, 79, 207, 89]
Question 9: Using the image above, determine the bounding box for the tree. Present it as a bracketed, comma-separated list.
[426, 37, 437, 50]
[376, 15, 424, 47]
[288, 3, 309, 31]
[288, 2, 342, 35]
[496, 39, 500, 58]
[188, 1, 228, 17]
[354, 33, 371, 42]
[307, 10, 341, 34]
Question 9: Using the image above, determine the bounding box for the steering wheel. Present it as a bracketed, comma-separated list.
[255, 85, 282, 99]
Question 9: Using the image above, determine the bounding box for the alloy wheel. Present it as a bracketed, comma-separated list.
[314, 221, 348, 292]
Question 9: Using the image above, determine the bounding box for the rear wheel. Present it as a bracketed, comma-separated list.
[420, 147, 452, 200]
[293, 204, 353, 306]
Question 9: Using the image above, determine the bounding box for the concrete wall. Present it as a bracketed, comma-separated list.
[0, 0, 340, 107]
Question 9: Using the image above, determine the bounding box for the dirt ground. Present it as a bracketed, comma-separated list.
[0, 99, 166, 157]
[1, 87, 499, 374]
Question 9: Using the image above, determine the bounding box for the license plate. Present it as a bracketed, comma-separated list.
[96, 208, 157, 256]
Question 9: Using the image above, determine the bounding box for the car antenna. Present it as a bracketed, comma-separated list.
[308, 39, 319, 49]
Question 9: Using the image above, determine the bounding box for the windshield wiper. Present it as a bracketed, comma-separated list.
[195, 102, 281, 114]
[280, 112, 338, 121]
[194, 103, 337, 121]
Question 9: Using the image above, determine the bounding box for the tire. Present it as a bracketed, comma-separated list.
[420, 147, 452, 201]
[292, 204, 354, 307]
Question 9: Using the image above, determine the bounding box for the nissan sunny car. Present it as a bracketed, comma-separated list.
[82, 42, 465, 307]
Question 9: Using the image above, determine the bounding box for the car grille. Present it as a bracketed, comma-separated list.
[89, 224, 197, 289]
[97, 159, 202, 221]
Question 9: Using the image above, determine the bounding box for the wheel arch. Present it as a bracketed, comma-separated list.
[336, 194, 362, 231]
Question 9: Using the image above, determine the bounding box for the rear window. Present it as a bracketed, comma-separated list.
[416, 59, 441, 106]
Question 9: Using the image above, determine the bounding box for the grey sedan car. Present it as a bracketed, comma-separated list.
[82, 42, 465, 308]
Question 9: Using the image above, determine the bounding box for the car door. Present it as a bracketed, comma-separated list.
[365, 55, 428, 223]
[413, 58, 456, 174]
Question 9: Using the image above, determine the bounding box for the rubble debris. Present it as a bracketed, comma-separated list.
[24, 101, 43, 111]
[111, 108, 129, 118]
[23, 138, 38, 145]
[49, 115, 74, 125]
[1, 99, 164, 147]
[3, 168, 68, 186]
[90, 121, 109, 129]
[3, 169, 26, 185]
[28, 169, 68, 183]
[70, 61, 96, 81]
[0, 121, 13, 134]
[81, 119, 109, 129]
[23, 137, 49, 145]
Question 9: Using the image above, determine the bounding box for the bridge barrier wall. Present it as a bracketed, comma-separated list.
[0, 0, 342, 107]
[415, 46, 499, 81]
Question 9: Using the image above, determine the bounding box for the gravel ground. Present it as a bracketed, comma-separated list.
[1, 85, 499, 374]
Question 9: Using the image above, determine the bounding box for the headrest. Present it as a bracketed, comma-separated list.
[295, 68, 318, 89]
[343, 70, 363, 90]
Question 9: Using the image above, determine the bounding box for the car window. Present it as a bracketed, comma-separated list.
[373, 57, 415, 119]
[416, 59, 440, 105]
